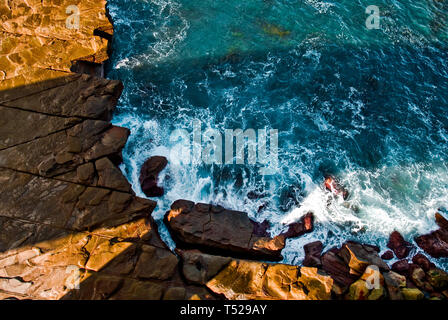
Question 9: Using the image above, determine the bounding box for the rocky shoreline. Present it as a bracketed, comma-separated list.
[0, 0, 447, 300]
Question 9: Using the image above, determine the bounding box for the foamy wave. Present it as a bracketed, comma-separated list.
[114, 0, 190, 69]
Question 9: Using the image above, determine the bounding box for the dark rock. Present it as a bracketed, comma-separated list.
[415, 228, 448, 258]
[383, 271, 406, 300]
[139, 156, 168, 197]
[435, 212, 448, 231]
[391, 260, 410, 275]
[338, 241, 390, 275]
[412, 253, 435, 272]
[409, 265, 434, 293]
[177, 250, 232, 285]
[387, 231, 413, 259]
[303, 241, 323, 268]
[165, 200, 287, 260]
[251, 220, 270, 237]
[321, 249, 358, 289]
[381, 250, 394, 260]
[324, 176, 349, 200]
[280, 212, 314, 239]
[278, 185, 302, 212]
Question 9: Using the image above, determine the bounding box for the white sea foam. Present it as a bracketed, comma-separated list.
[113, 0, 190, 69]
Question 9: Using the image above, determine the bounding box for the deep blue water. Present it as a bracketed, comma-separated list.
[106, 0, 448, 267]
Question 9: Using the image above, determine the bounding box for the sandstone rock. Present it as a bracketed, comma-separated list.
[426, 268, 448, 291]
[383, 271, 407, 300]
[324, 176, 349, 200]
[0, 1, 113, 90]
[206, 259, 333, 300]
[95, 157, 132, 192]
[206, 260, 270, 300]
[139, 156, 167, 197]
[165, 200, 287, 260]
[401, 288, 424, 300]
[263, 264, 307, 300]
[77, 162, 95, 183]
[302, 241, 323, 267]
[298, 266, 333, 300]
[85, 241, 135, 272]
[64, 273, 123, 300]
[410, 266, 434, 293]
[415, 229, 448, 258]
[1, 75, 123, 121]
[387, 231, 413, 259]
[368, 286, 386, 300]
[339, 241, 389, 276]
[0, 0, 204, 301]
[0, 278, 32, 295]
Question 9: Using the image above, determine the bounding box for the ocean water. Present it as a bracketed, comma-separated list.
[106, 0, 448, 267]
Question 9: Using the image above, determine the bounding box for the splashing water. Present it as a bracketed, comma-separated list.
[106, 0, 448, 268]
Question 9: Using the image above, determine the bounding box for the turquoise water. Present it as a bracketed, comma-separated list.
[106, 0, 448, 266]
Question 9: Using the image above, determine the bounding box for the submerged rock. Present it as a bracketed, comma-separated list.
[426, 268, 448, 291]
[139, 156, 167, 197]
[345, 279, 370, 300]
[410, 266, 434, 293]
[391, 260, 410, 275]
[401, 288, 424, 300]
[324, 176, 349, 200]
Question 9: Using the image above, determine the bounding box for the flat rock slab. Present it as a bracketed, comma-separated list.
[165, 200, 287, 261]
